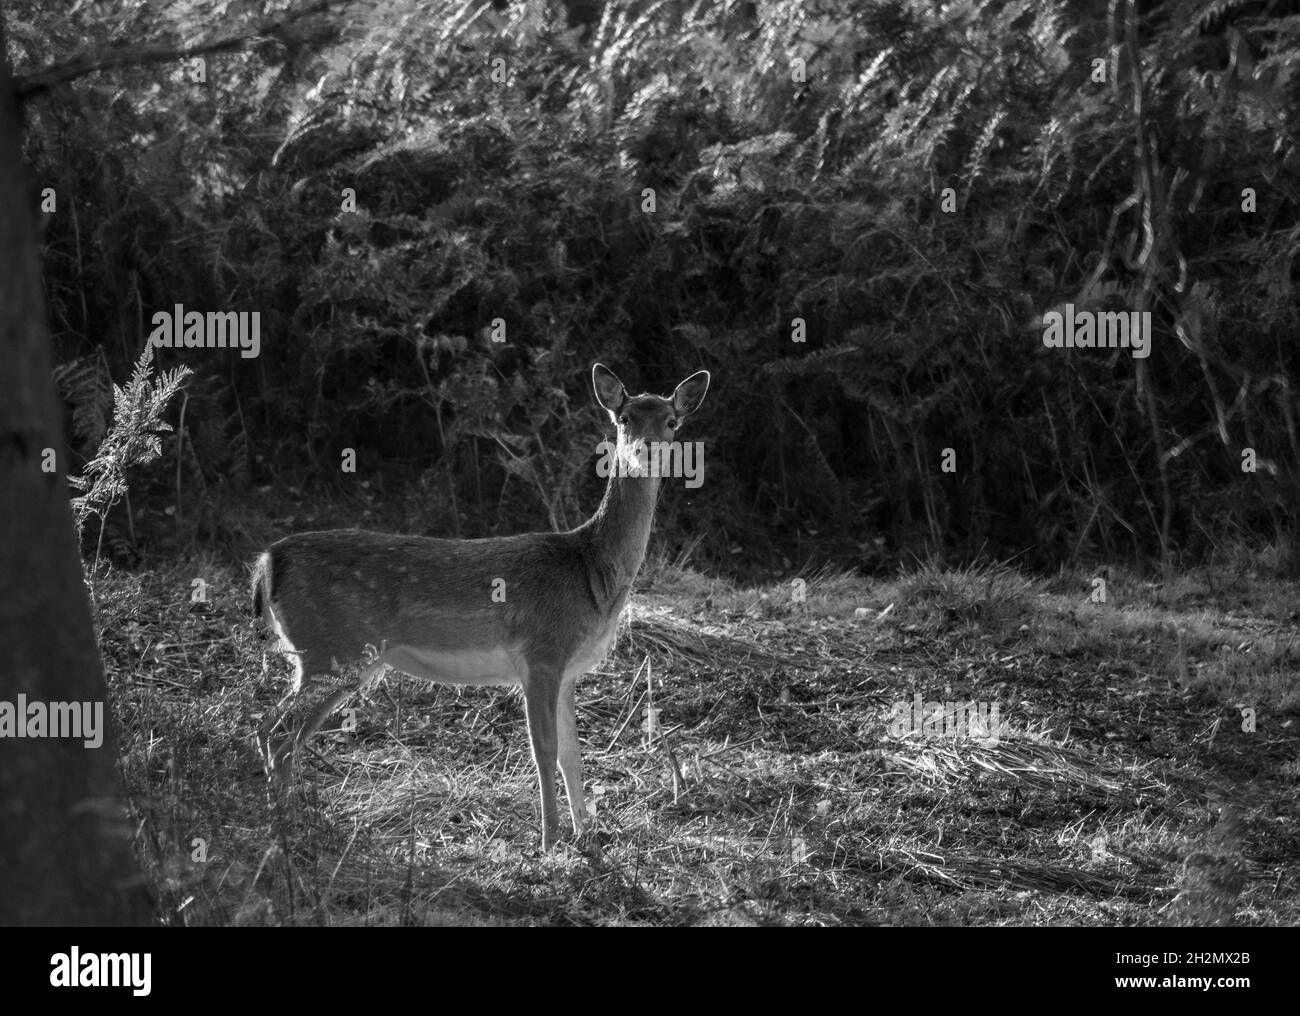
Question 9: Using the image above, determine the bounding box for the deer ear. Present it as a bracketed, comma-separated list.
[672, 370, 710, 417]
[592, 363, 627, 414]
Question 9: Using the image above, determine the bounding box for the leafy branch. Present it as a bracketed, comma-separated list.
[70, 344, 191, 563]
[15, 0, 355, 100]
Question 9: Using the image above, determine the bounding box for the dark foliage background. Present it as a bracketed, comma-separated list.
[11, 0, 1300, 578]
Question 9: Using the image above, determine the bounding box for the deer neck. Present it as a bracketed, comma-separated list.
[579, 446, 662, 610]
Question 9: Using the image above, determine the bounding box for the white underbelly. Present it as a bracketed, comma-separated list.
[379, 644, 524, 687]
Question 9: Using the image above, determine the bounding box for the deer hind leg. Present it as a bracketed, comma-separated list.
[257, 650, 307, 770]
[257, 686, 298, 762]
[269, 658, 388, 774]
[556, 678, 588, 835]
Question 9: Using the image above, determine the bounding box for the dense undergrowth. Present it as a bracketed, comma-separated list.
[10, 0, 1300, 576]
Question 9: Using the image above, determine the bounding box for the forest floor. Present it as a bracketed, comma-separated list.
[97, 555, 1300, 926]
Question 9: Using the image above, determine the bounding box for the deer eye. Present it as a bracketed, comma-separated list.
[667, 417, 679, 429]
[618, 415, 628, 427]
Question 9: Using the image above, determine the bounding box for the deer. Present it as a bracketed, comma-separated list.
[252, 363, 710, 849]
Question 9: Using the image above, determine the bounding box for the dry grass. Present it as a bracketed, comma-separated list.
[96, 556, 1300, 926]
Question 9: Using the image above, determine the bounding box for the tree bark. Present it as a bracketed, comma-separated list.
[0, 19, 152, 925]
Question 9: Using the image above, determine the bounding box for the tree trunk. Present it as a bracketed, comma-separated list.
[0, 20, 152, 926]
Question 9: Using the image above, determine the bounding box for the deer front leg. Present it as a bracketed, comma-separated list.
[557, 679, 588, 836]
[522, 671, 561, 850]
